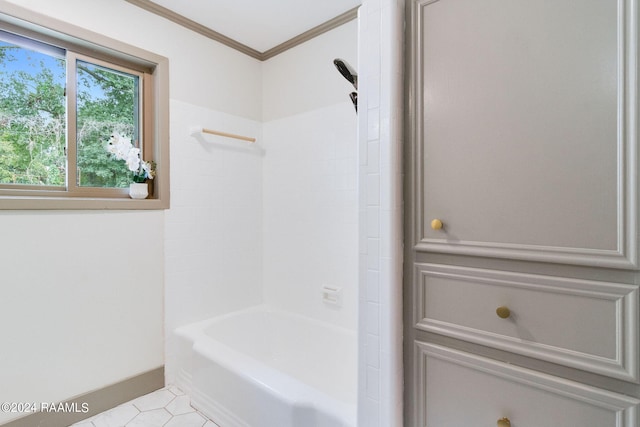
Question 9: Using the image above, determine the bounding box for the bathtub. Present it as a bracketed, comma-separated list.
[173, 305, 357, 427]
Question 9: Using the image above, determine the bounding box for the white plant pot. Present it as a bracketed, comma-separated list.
[129, 182, 148, 199]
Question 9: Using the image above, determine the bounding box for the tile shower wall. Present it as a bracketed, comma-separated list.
[357, 0, 404, 426]
[262, 103, 358, 329]
[262, 21, 359, 330]
[164, 100, 264, 383]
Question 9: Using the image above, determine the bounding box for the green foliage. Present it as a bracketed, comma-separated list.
[0, 45, 139, 188]
[0, 51, 65, 185]
[76, 62, 137, 188]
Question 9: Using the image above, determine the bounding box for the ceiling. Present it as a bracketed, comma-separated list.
[128, 0, 361, 60]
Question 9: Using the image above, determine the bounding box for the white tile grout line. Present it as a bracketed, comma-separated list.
[70, 385, 221, 427]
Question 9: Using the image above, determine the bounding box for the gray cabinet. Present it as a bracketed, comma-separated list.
[404, 0, 640, 425]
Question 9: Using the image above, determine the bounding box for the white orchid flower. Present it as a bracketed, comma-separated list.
[125, 147, 141, 172]
[107, 132, 135, 161]
[106, 131, 155, 180]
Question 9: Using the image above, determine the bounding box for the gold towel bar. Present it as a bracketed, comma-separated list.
[191, 126, 256, 143]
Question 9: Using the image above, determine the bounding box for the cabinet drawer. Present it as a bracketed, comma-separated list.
[414, 263, 639, 381]
[415, 342, 640, 427]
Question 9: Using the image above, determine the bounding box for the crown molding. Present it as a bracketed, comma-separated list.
[125, 0, 359, 61]
[260, 7, 359, 60]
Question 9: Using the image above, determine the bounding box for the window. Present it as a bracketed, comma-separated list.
[74, 57, 143, 189]
[0, 7, 169, 209]
[0, 32, 66, 188]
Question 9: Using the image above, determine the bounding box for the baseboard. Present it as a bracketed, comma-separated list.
[1, 366, 164, 427]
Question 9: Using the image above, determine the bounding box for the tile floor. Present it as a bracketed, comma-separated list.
[70, 385, 220, 427]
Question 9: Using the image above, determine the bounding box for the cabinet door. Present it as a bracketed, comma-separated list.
[409, 0, 639, 268]
[415, 343, 640, 427]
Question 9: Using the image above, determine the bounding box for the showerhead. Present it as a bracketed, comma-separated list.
[333, 58, 358, 90]
[349, 92, 357, 112]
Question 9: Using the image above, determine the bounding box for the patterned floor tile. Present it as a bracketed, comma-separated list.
[163, 411, 208, 427]
[91, 404, 140, 427]
[125, 408, 172, 427]
[131, 389, 176, 412]
[69, 386, 218, 427]
[167, 385, 184, 396]
[165, 395, 195, 416]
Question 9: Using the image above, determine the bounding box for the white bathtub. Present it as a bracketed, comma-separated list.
[173, 305, 357, 427]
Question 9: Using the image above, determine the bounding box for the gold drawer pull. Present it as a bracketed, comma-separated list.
[497, 417, 511, 427]
[496, 306, 511, 319]
[431, 219, 444, 230]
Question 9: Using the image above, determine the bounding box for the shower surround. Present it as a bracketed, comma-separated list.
[164, 18, 360, 425]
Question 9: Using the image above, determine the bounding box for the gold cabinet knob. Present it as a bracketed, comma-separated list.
[496, 306, 511, 319]
[431, 219, 443, 230]
[497, 418, 511, 427]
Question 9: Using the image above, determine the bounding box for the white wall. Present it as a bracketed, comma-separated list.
[0, 211, 164, 425]
[0, 0, 263, 423]
[262, 21, 359, 330]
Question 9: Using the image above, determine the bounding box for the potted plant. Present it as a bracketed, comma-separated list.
[106, 132, 156, 199]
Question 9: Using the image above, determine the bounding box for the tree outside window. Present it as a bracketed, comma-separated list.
[0, 32, 144, 190]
